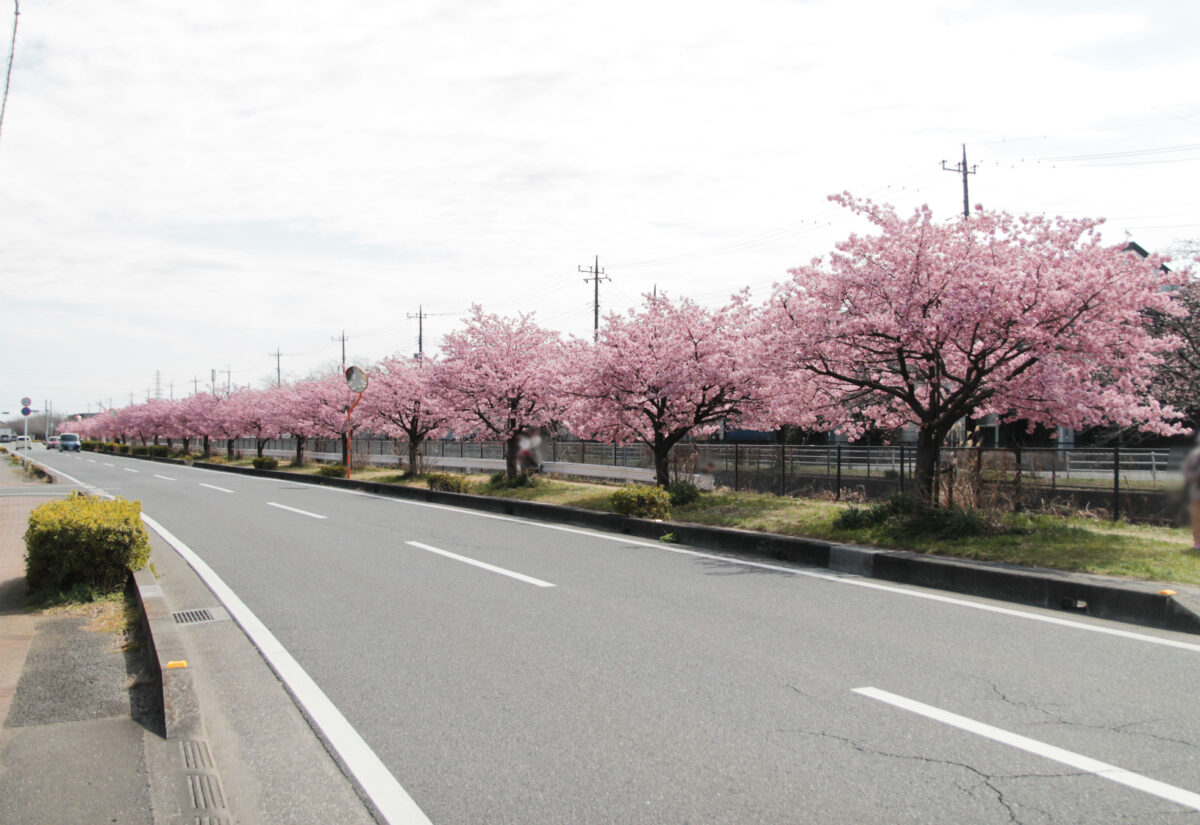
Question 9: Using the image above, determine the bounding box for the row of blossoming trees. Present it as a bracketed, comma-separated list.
[68, 196, 1193, 505]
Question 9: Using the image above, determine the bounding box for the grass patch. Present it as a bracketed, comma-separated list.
[33, 587, 142, 649]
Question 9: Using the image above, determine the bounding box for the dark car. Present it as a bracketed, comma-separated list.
[59, 433, 81, 452]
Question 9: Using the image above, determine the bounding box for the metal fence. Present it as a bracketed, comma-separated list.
[214, 437, 1188, 523]
[687, 443, 1186, 524]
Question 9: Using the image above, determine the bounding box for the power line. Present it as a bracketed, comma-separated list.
[606, 169, 944, 271]
[0, 1, 17, 144]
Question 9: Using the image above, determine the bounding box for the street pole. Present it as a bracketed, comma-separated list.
[941, 144, 977, 218]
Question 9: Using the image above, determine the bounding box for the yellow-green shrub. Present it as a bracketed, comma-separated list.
[610, 485, 671, 519]
[426, 472, 472, 493]
[24, 492, 150, 593]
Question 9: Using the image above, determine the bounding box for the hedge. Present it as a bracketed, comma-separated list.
[427, 472, 472, 493]
[610, 485, 671, 520]
[24, 492, 151, 593]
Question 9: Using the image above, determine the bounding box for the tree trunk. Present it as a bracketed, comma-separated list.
[653, 436, 671, 488]
[182, 437, 190, 455]
[342, 431, 350, 467]
[913, 426, 943, 507]
[294, 436, 305, 465]
[226, 437, 235, 460]
[505, 434, 520, 479]
[408, 439, 420, 474]
[202, 435, 210, 458]
[256, 437, 265, 459]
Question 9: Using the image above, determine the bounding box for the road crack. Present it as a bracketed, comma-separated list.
[982, 680, 1199, 750]
[780, 728, 1082, 825]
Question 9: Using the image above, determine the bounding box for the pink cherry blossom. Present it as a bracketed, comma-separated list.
[758, 193, 1187, 504]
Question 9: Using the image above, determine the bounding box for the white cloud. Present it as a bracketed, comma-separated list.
[0, 0, 1197, 412]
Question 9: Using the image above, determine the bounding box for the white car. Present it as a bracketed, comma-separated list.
[13, 435, 31, 449]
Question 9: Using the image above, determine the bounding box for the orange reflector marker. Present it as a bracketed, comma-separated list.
[166, 660, 189, 669]
[1159, 589, 1178, 596]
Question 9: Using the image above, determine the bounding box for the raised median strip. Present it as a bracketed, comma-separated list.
[48, 449, 1200, 636]
[169, 456, 1200, 636]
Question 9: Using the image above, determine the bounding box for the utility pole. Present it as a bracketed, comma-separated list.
[211, 369, 217, 395]
[405, 306, 454, 359]
[170, 381, 174, 401]
[269, 348, 283, 387]
[331, 330, 349, 373]
[224, 366, 231, 397]
[407, 306, 425, 359]
[154, 370, 162, 400]
[941, 143, 977, 218]
[192, 377, 200, 396]
[579, 254, 610, 341]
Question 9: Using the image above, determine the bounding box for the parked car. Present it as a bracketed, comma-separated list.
[45, 436, 60, 449]
[13, 435, 31, 449]
[59, 433, 81, 452]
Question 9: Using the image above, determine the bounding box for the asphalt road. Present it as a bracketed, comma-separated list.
[33, 449, 1200, 825]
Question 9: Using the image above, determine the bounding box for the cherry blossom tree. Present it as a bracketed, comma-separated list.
[226, 387, 284, 458]
[761, 194, 1187, 505]
[177, 393, 221, 456]
[360, 356, 451, 472]
[274, 375, 360, 465]
[568, 294, 760, 487]
[1152, 242, 1200, 421]
[434, 307, 565, 479]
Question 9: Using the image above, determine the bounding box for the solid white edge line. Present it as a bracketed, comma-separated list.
[267, 501, 327, 519]
[405, 541, 556, 588]
[199, 483, 235, 493]
[139, 513, 433, 825]
[153, 474, 177, 481]
[16, 457, 111, 499]
[854, 687, 1200, 812]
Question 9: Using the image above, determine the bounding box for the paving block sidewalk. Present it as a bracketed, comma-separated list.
[0, 456, 382, 824]
[0, 466, 161, 824]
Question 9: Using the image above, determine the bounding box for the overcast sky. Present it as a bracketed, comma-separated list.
[1, 0, 1198, 418]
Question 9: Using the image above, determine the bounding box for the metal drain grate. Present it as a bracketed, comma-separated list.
[173, 608, 216, 625]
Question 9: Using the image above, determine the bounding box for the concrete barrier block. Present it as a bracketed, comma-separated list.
[829, 545, 883, 576]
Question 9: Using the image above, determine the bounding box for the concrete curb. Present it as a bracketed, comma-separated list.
[131, 564, 202, 740]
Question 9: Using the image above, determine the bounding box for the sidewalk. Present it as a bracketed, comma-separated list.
[0, 463, 157, 823]
[0, 458, 379, 824]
